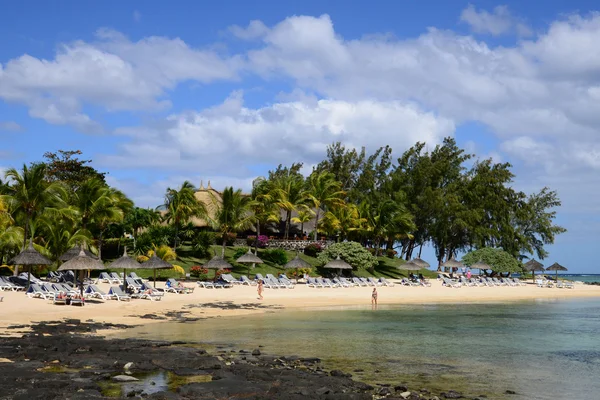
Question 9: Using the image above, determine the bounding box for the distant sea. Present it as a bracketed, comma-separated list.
[120, 299, 600, 399]
[513, 273, 600, 283]
[558, 274, 600, 283]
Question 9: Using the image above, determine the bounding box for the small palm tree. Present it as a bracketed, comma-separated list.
[305, 172, 346, 240]
[270, 173, 307, 240]
[71, 179, 132, 259]
[208, 187, 253, 256]
[163, 181, 206, 248]
[249, 179, 280, 248]
[291, 207, 315, 237]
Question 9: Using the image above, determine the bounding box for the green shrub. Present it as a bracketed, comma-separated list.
[317, 241, 378, 270]
[303, 243, 323, 257]
[261, 248, 288, 265]
[194, 231, 215, 258]
[233, 246, 249, 260]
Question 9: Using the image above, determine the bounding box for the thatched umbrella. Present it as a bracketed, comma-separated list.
[523, 259, 545, 282]
[141, 254, 173, 288]
[8, 239, 53, 289]
[471, 260, 492, 271]
[236, 249, 263, 275]
[323, 256, 352, 275]
[409, 257, 430, 269]
[284, 253, 311, 269]
[441, 257, 464, 270]
[204, 255, 233, 280]
[401, 260, 424, 271]
[59, 246, 98, 262]
[107, 247, 142, 292]
[546, 262, 567, 282]
[58, 248, 105, 297]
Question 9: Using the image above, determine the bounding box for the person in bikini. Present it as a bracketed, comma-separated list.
[371, 287, 378, 305]
[257, 279, 264, 300]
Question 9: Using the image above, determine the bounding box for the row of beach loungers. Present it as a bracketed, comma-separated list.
[440, 276, 574, 289]
[306, 276, 396, 288]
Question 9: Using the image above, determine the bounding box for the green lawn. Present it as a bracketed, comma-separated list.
[103, 244, 437, 281]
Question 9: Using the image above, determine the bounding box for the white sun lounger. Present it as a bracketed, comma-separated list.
[108, 286, 131, 301]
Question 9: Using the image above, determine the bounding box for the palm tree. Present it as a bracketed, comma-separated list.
[270, 173, 308, 240]
[70, 178, 132, 259]
[163, 181, 206, 248]
[208, 187, 253, 256]
[1, 163, 67, 247]
[124, 207, 161, 238]
[249, 179, 280, 249]
[320, 203, 364, 241]
[0, 197, 23, 265]
[360, 199, 415, 256]
[38, 214, 92, 262]
[291, 206, 315, 237]
[305, 172, 346, 240]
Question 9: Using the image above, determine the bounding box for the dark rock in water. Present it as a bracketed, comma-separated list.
[300, 357, 321, 364]
[395, 384, 409, 392]
[252, 348, 261, 356]
[505, 390, 517, 394]
[330, 369, 351, 378]
[441, 390, 464, 398]
[378, 386, 393, 396]
[355, 382, 374, 391]
[419, 388, 430, 394]
[353, 368, 364, 372]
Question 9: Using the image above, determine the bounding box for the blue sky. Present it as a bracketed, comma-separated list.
[1, 1, 600, 272]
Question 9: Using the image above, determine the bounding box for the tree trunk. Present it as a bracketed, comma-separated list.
[98, 231, 103, 261]
[174, 224, 179, 249]
[221, 232, 227, 257]
[255, 222, 260, 254]
[313, 209, 320, 241]
[285, 211, 292, 240]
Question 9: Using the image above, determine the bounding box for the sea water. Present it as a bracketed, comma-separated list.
[120, 299, 600, 399]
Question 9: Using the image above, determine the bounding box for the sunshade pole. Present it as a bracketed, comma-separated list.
[123, 268, 127, 292]
[27, 267, 31, 290]
[153, 269, 156, 288]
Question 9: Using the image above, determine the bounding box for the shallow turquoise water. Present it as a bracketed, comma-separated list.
[121, 299, 600, 399]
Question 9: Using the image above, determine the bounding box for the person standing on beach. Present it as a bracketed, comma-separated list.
[257, 279, 264, 300]
[371, 288, 378, 305]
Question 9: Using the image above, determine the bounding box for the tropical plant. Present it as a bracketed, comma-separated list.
[144, 244, 177, 262]
[268, 164, 307, 240]
[317, 241, 378, 271]
[305, 171, 346, 240]
[123, 207, 161, 238]
[1, 163, 68, 246]
[70, 178, 132, 259]
[163, 181, 206, 248]
[261, 248, 288, 265]
[208, 187, 253, 256]
[193, 230, 215, 258]
[291, 206, 315, 237]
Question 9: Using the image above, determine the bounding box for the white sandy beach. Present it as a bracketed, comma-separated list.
[1, 280, 599, 335]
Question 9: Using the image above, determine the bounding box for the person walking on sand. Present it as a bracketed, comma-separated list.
[257, 279, 264, 300]
[371, 287, 378, 305]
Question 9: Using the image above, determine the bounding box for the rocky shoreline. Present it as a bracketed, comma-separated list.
[0, 320, 487, 399]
